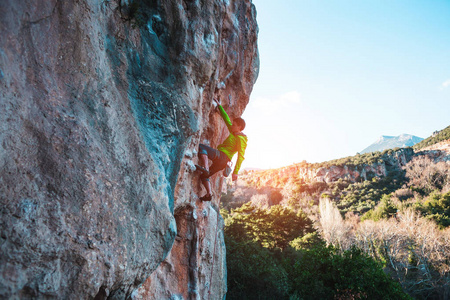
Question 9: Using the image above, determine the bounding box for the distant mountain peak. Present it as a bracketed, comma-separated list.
[361, 134, 423, 154]
[376, 135, 393, 142]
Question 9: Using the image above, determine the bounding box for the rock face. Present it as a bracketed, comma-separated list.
[311, 148, 414, 183]
[0, 0, 258, 299]
[421, 140, 450, 156]
[248, 148, 416, 187]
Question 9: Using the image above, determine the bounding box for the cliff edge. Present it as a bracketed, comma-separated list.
[0, 0, 258, 299]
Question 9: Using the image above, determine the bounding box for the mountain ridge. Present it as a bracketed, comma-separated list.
[414, 125, 450, 150]
[361, 134, 423, 154]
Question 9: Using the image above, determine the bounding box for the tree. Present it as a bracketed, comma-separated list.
[319, 198, 353, 250]
[287, 246, 410, 300]
[224, 203, 411, 300]
[417, 191, 450, 228]
[226, 203, 314, 250]
[362, 194, 398, 221]
[405, 157, 450, 194]
[354, 209, 450, 299]
[225, 237, 289, 299]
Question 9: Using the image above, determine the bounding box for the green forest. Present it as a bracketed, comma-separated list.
[222, 136, 450, 299]
[222, 204, 410, 299]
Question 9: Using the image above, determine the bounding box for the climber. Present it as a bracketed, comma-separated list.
[196, 98, 247, 201]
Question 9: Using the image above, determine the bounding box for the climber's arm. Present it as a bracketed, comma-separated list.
[215, 101, 233, 132]
[233, 135, 247, 180]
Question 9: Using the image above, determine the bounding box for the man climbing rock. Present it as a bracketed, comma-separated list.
[196, 98, 247, 201]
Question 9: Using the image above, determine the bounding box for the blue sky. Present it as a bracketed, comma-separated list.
[242, 0, 450, 169]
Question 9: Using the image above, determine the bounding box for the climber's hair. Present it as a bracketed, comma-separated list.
[233, 117, 246, 130]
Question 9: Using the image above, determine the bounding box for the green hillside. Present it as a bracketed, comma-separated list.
[413, 125, 450, 150]
[224, 148, 450, 299]
[224, 132, 450, 299]
[311, 147, 409, 169]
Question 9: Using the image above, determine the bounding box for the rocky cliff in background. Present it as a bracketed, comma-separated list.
[248, 148, 415, 188]
[0, 0, 258, 299]
[240, 146, 450, 197]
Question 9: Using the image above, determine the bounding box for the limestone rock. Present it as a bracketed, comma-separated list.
[247, 148, 415, 187]
[0, 0, 258, 299]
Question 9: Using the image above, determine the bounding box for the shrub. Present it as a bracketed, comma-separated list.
[225, 203, 314, 250]
[416, 191, 450, 228]
[270, 190, 284, 205]
[362, 194, 398, 221]
[226, 237, 289, 299]
[393, 188, 415, 201]
[336, 174, 406, 213]
[405, 156, 450, 195]
[289, 232, 326, 250]
[287, 246, 410, 300]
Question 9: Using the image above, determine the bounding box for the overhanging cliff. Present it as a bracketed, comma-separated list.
[0, 0, 258, 299]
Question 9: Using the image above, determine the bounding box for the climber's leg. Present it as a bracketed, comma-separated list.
[195, 153, 210, 176]
[200, 179, 213, 201]
[197, 144, 220, 173]
[199, 155, 228, 201]
[199, 153, 209, 170]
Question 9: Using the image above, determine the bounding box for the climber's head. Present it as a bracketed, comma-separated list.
[231, 117, 245, 134]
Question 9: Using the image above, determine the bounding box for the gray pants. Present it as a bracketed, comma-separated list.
[198, 144, 229, 182]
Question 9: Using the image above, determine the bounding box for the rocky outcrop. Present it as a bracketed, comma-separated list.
[311, 164, 387, 183]
[419, 140, 450, 160]
[0, 0, 258, 299]
[246, 148, 415, 188]
[311, 148, 414, 183]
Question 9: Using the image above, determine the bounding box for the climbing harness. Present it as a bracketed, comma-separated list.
[208, 205, 220, 300]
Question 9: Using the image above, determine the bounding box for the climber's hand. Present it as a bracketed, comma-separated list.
[213, 97, 221, 106]
[232, 174, 238, 181]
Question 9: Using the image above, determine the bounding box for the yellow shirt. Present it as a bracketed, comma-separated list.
[217, 105, 248, 175]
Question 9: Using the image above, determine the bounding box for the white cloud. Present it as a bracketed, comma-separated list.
[441, 79, 450, 88]
[251, 91, 301, 114]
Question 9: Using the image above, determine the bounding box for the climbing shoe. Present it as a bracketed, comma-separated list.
[195, 164, 210, 176]
[200, 194, 212, 201]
